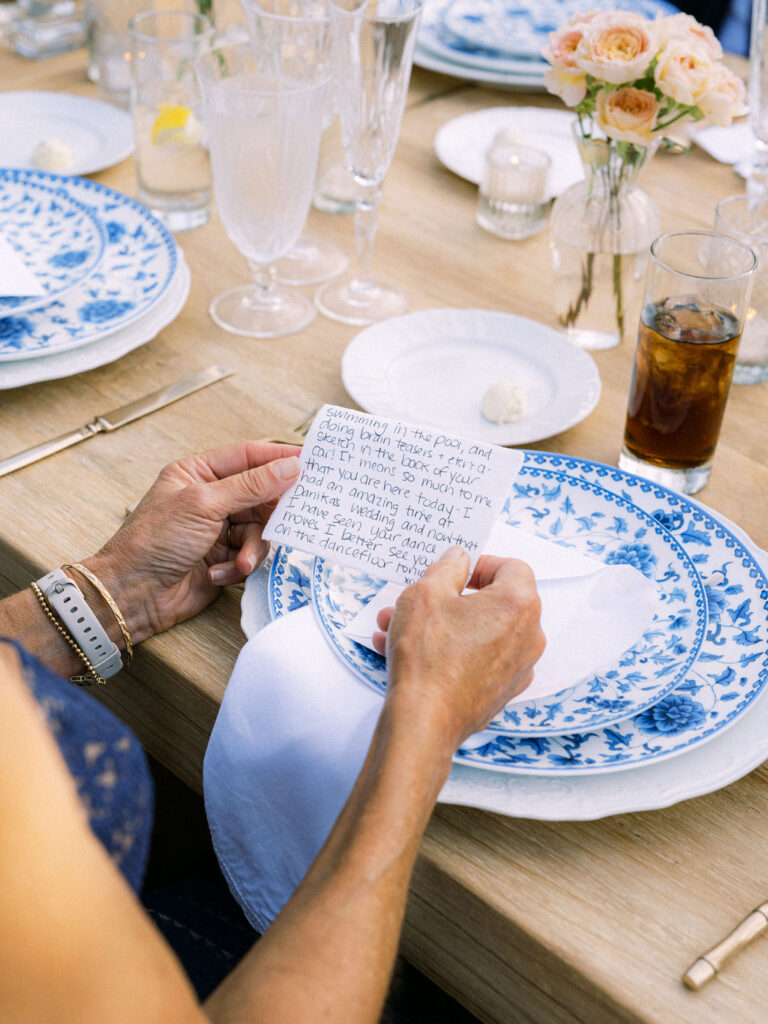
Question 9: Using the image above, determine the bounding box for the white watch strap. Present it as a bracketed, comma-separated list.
[37, 569, 123, 679]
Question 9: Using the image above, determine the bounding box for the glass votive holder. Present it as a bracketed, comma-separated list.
[476, 141, 551, 241]
[714, 195, 768, 384]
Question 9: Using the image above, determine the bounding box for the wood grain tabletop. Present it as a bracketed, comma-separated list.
[1, 45, 767, 1024]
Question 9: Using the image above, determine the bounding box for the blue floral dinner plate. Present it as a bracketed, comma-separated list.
[311, 460, 708, 737]
[0, 177, 107, 316]
[0, 168, 177, 361]
[268, 546, 315, 620]
[441, 0, 679, 60]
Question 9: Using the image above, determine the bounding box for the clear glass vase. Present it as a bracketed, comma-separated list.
[549, 128, 661, 350]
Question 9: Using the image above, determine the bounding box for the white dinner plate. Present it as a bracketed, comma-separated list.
[341, 309, 601, 446]
[0, 91, 134, 176]
[0, 255, 190, 389]
[435, 107, 582, 195]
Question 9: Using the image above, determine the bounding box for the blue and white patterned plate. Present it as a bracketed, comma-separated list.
[311, 461, 708, 736]
[268, 546, 315, 620]
[441, 0, 679, 60]
[0, 177, 107, 316]
[0, 168, 177, 361]
[314, 453, 768, 774]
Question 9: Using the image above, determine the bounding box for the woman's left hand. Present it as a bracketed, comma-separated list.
[79, 441, 301, 644]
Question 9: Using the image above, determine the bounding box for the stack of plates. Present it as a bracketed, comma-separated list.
[416, 0, 679, 90]
[0, 167, 190, 389]
[243, 451, 768, 821]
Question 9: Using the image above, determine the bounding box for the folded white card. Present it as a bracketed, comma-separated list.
[344, 520, 660, 706]
[0, 233, 45, 298]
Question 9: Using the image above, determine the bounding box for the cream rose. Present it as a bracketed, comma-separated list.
[542, 26, 584, 70]
[655, 12, 722, 60]
[697, 64, 748, 126]
[595, 87, 659, 145]
[655, 40, 717, 107]
[543, 64, 587, 106]
[575, 14, 658, 85]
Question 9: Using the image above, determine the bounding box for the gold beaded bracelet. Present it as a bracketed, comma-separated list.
[30, 581, 107, 686]
[63, 562, 133, 666]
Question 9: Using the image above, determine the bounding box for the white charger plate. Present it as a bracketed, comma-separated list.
[0, 255, 190, 388]
[0, 91, 134, 176]
[341, 309, 601, 446]
[435, 107, 581, 195]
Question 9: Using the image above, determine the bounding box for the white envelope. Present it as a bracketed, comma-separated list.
[0, 234, 45, 298]
[344, 520, 660, 707]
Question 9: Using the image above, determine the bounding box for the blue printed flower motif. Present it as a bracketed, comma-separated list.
[78, 299, 135, 323]
[604, 542, 658, 578]
[106, 221, 126, 244]
[48, 249, 89, 269]
[635, 694, 707, 735]
[0, 316, 33, 347]
[652, 509, 684, 532]
[704, 584, 727, 624]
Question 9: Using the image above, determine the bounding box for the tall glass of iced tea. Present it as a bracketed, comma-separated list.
[619, 231, 757, 494]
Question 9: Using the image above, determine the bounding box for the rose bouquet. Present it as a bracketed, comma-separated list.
[542, 11, 747, 346]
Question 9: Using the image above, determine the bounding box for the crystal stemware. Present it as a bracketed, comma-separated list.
[315, 0, 423, 325]
[195, 43, 329, 337]
[241, 0, 350, 286]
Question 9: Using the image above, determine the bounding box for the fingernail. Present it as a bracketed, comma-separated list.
[245, 553, 257, 572]
[209, 566, 226, 583]
[274, 455, 301, 480]
[442, 545, 467, 561]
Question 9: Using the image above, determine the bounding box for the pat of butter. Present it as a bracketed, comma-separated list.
[481, 380, 528, 424]
[31, 137, 74, 173]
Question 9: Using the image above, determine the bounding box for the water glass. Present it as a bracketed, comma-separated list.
[13, 0, 87, 58]
[195, 43, 329, 336]
[476, 140, 551, 241]
[714, 195, 768, 384]
[619, 231, 757, 495]
[86, 0, 148, 104]
[129, 9, 215, 232]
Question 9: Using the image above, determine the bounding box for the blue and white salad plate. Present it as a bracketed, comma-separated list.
[0, 176, 107, 316]
[0, 168, 177, 361]
[440, 0, 679, 60]
[268, 546, 315, 620]
[311, 459, 708, 737]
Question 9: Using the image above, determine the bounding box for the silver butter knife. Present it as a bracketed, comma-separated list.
[0, 365, 234, 478]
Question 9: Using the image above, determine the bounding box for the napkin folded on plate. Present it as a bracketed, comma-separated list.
[690, 121, 755, 176]
[0, 233, 45, 298]
[204, 526, 658, 932]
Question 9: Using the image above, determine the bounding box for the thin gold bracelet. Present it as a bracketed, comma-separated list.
[63, 563, 133, 666]
[30, 581, 107, 686]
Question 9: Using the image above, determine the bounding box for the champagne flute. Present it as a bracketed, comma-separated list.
[241, 0, 350, 286]
[195, 43, 329, 337]
[315, 0, 423, 325]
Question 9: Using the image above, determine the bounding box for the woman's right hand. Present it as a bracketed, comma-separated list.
[373, 547, 545, 753]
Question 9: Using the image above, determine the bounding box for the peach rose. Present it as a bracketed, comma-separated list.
[542, 26, 584, 70]
[655, 12, 722, 60]
[575, 13, 658, 85]
[697, 64, 748, 125]
[544, 64, 587, 106]
[595, 86, 659, 145]
[654, 39, 716, 107]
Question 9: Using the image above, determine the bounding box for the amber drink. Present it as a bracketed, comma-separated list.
[619, 232, 756, 494]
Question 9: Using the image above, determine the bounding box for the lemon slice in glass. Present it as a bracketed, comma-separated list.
[151, 103, 201, 145]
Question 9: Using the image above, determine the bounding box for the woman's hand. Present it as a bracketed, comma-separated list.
[79, 441, 301, 644]
[373, 547, 545, 754]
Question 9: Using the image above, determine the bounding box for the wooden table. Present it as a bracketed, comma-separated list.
[2, 46, 768, 1024]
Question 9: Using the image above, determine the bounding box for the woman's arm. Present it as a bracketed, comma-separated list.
[0, 547, 543, 1024]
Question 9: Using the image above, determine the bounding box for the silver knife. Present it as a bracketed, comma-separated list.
[0, 365, 234, 478]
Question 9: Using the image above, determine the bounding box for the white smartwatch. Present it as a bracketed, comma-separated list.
[36, 568, 123, 679]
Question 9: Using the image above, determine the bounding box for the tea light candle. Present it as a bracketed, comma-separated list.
[476, 142, 552, 240]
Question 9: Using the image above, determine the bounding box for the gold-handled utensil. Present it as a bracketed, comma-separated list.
[682, 901, 768, 990]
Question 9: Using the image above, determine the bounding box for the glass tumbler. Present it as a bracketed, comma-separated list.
[129, 9, 215, 232]
[619, 231, 756, 495]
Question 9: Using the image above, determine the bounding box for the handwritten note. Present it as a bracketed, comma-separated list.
[263, 405, 524, 586]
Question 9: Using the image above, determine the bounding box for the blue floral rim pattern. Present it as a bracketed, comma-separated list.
[268, 546, 314, 620]
[0, 177, 107, 315]
[0, 168, 177, 361]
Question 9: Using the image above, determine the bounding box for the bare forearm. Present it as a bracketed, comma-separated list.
[205, 699, 453, 1024]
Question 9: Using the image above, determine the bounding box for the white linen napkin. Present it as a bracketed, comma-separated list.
[690, 121, 755, 176]
[0, 234, 45, 298]
[204, 528, 657, 931]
